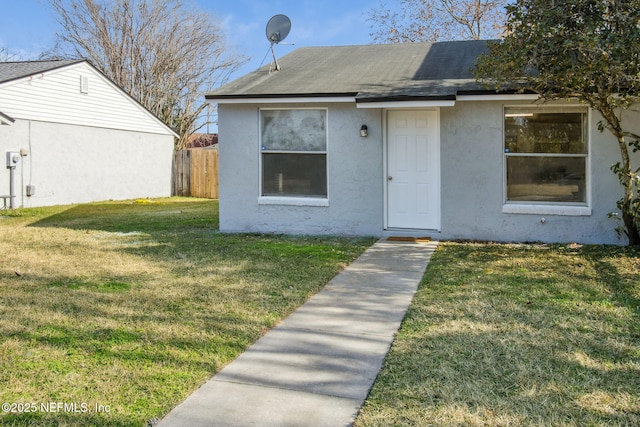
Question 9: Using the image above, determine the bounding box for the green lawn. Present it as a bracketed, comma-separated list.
[0, 198, 374, 426]
[4, 200, 639, 426]
[355, 242, 640, 426]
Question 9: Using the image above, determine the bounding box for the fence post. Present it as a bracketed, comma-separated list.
[173, 150, 191, 197]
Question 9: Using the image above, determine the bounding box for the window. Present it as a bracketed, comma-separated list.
[261, 109, 327, 198]
[504, 107, 588, 204]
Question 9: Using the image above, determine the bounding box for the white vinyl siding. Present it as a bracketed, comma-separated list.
[0, 62, 173, 135]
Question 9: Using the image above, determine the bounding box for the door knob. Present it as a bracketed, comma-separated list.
[387, 176, 393, 181]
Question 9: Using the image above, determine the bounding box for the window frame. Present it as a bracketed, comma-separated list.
[258, 107, 329, 206]
[502, 105, 592, 216]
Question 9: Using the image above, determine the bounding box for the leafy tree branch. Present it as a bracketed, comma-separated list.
[476, 0, 640, 245]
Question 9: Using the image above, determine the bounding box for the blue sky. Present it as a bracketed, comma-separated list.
[0, 0, 380, 81]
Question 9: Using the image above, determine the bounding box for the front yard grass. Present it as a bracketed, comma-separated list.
[0, 198, 374, 426]
[355, 242, 640, 426]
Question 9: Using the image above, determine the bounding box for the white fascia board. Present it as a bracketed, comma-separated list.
[356, 100, 456, 109]
[211, 97, 355, 104]
[457, 94, 540, 101]
[212, 95, 544, 107]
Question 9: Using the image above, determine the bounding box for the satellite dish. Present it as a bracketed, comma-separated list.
[265, 14, 292, 72]
[266, 14, 291, 45]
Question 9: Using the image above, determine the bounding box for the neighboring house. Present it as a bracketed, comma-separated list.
[185, 133, 218, 149]
[206, 40, 639, 245]
[0, 59, 176, 208]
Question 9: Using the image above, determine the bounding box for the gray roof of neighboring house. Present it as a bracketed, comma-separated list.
[206, 40, 492, 102]
[0, 59, 84, 85]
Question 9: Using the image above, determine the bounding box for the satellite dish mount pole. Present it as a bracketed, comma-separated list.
[270, 39, 281, 71]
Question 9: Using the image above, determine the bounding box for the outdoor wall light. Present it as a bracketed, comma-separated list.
[360, 125, 368, 137]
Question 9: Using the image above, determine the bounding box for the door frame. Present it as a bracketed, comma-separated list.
[383, 108, 441, 231]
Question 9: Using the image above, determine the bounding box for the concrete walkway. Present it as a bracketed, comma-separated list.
[157, 239, 438, 427]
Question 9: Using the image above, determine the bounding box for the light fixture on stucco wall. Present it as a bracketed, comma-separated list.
[360, 125, 368, 137]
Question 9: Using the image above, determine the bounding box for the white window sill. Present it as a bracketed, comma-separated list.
[258, 196, 329, 207]
[503, 204, 591, 216]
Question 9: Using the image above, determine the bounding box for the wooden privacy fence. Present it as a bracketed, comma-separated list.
[173, 149, 219, 199]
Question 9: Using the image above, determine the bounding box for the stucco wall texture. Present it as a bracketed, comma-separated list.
[218, 104, 383, 236]
[218, 101, 637, 245]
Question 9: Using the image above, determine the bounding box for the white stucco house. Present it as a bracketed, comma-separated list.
[206, 40, 639, 245]
[0, 59, 176, 209]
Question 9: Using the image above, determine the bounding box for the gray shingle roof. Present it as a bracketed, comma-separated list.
[0, 60, 83, 84]
[206, 40, 490, 102]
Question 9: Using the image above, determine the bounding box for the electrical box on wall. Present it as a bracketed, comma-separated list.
[26, 185, 35, 197]
[6, 151, 20, 168]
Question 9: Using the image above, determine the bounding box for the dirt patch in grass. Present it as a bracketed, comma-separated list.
[355, 242, 640, 427]
[0, 198, 375, 426]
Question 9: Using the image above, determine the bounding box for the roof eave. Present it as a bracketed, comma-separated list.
[206, 90, 542, 105]
[355, 94, 457, 108]
[0, 59, 86, 86]
[356, 94, 456, 102]
[456, 89, 540, 101]
[0, 111, 15, 125]
[206, 93, 358, 104]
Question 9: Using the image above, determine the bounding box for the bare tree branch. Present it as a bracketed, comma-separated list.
[46, 0, 247, 149]
[368, 0, 507, 42]
[0, 46, 17, 61]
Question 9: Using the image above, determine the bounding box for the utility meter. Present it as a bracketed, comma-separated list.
[6, 152, 20, 168]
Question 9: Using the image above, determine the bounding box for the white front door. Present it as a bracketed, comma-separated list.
[387, 110, 440, 230]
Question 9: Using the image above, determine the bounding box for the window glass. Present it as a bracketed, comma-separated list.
[261, 110, 326, 151]
[261, 109, 328, 198]
[507, 156, 586, 202]
[262, 154, 327, 197]
[504, 107, 588, 204]
[505, 109, 586, 154]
